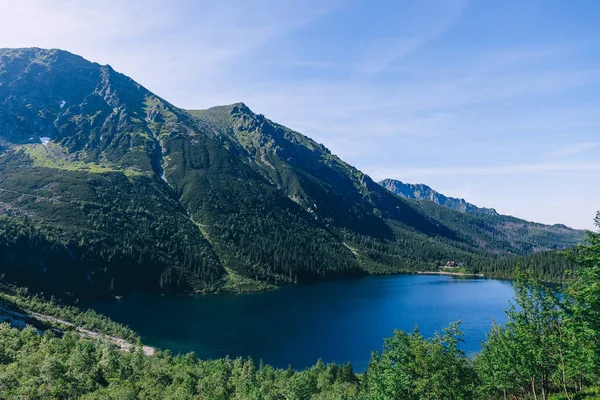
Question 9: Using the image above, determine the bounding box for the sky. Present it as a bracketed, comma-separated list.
[1, 0, 599, 229]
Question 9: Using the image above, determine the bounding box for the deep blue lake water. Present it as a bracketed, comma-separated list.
[88, 274, 515, 371]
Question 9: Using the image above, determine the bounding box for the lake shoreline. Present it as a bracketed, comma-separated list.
[105, 270, 492, 302]
[416, 271, 485, 278]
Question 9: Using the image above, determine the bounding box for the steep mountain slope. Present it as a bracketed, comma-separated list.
[189, 104, 456, 241]
[188, 105, 584, 255]
[379, 178, 498, 215]
[0, 48, 357, 298]
[0, 48, 585, 299]
[0, 48, 225, 297]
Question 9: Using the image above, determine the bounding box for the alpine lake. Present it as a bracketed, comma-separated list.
[89, 274, 515, 371]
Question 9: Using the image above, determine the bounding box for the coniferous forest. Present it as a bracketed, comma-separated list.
[0, 214, 598, 399]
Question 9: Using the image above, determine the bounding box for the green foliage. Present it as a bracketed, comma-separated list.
[0, 282, 138, 342]
[0, 323, 362, 399]
[0, 165, 226, 299]
[416, 200, 584, 255]
[1, 220, 599, 400]
[564, 213, 600, 380]
[475, 226, 600, 400]
[475, 272, 570, 399]
[220, 269, 277, 293]
[0, 47, 595, 399]
[161, 133, 361, 284]
[471, 250, 578, 282]
[19, 142, 143, 175]
[190, 102, 583, 286]
[364, 323, 476, 400]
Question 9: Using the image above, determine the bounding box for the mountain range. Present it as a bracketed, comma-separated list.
[379, 179, 499, 215]
[0, 48, 585, 299]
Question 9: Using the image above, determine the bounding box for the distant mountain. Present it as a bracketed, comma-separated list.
[379, 179, 498, 215]
[379, 178, 585, 256]
[0, 48, 586, 299]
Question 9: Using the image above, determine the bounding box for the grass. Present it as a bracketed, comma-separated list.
[220, 269, 277, 293]
[550, 388, 600, 400]
[439, 266, 471, 274]
[20, 143, 145, 176]
[187, 217, 279, 293]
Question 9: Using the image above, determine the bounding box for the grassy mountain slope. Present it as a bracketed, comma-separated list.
[0, 48, 359, 298]
[0, 48, 585, 298]
[160, 130, 360, 283]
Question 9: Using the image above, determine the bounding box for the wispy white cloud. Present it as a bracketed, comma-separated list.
[355, 0, 467, 73]
[0, 0, 338, 99]
[550, 142, 600, 158]
[268, 0, 467, 74]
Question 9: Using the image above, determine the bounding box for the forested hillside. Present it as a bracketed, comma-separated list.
[0, 48, 585, 299]
[1, 220, 599, 399]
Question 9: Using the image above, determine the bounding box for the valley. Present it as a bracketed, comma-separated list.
[0, 47, 596, 400]
[0, 48, 584, 301]
[1, 0, 599, 395]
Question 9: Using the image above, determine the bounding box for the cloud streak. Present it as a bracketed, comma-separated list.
[354, 0, 467, 73]
[551, 142, 600, 158]
[0, 0, 338, 100]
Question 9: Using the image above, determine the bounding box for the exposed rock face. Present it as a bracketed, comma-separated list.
[379, 179, 498, 215]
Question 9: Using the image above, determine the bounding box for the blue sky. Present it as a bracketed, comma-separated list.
[2, 0, 599, 229]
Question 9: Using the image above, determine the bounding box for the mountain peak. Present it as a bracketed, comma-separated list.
[379, 178, 499, 216]
[231, 101, 249, 109]
[0, 47, 92, 67]
[202, 101, 250, 113]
